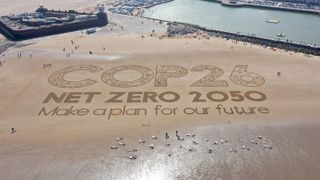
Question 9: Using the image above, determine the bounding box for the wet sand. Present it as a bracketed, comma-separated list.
[1, 1, 320, 179]
[1, 122, 320, 180]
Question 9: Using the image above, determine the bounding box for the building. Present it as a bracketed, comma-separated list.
[0, 5, 108, 41]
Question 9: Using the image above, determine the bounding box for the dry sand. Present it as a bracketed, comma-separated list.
[1, 1, 320, 179]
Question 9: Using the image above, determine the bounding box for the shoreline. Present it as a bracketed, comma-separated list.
[0, 40, 15, 55]
[2, 119, 320, 179]
[140, 16, 320, 56]
[110, 0, 320, 56]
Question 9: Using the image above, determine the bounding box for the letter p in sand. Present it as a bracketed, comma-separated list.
[155, 65, 188, 87]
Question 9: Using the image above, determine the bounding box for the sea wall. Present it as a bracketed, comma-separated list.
[0, 21, 16, 40]
[0, 16, 107, 41]
[210, 0, 320, 14]
[166, 21, 320, 56]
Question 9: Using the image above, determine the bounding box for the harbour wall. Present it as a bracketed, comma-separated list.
[144, 0, 174, 8]
[209, 0, 320, 15]
[0, 17, 107, 41]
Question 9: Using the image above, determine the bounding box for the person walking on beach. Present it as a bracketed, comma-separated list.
[277, 72, 281, 77]
[0, 60, 2, 67]
[165, 132, 169, 139]
[11, 128, 16, 134]
[176, 130, 181, 140]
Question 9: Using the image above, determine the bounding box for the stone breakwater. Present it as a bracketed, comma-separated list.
[167, 22, 320, 56]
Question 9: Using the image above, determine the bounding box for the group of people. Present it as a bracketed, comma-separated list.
[0, 51, 33, 67]
[165, 130, 181, 140]
[63, 39, 107, 57]
[17, 52, 32, 58]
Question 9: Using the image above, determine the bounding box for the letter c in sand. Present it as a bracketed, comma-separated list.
[48, 65, 103, 88]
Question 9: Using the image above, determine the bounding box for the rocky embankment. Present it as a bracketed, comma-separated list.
[167, 22, 320, 56]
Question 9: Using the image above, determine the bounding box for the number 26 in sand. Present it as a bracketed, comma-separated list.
[190, 65, 264, 87]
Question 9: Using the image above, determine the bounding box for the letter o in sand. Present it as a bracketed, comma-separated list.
[183, 108, 195, 115]
[207, 91, 228, 102]
[101, 65, 154, 88]
[159, 91, 180, 102]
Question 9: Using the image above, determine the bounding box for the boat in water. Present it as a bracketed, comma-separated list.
[266, 19, 280, 24]
[277, 33, 286, 37]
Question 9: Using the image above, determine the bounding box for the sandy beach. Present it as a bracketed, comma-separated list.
[1, 0, 320, 179]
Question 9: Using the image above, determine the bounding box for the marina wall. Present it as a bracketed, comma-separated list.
[210, 0, 320, 14]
